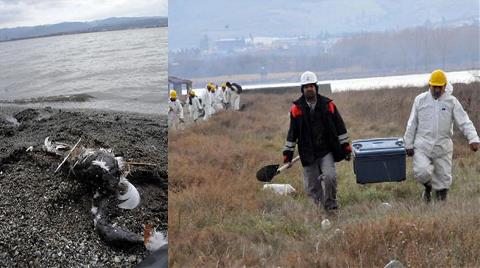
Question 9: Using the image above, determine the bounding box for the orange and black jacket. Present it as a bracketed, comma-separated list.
[283, 94, 349, 166]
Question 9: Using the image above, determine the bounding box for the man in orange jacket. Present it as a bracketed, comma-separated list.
[283, 71, 351, 211]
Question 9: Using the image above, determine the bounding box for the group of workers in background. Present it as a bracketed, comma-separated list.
[168, 81, 242, 130]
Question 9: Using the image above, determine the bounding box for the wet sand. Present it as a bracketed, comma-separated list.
[0, 106, 167, 267]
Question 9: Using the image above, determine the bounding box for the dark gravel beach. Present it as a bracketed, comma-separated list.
[0, 106, 167, 267]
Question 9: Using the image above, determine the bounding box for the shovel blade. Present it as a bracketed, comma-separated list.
[256, 164, 279, 182]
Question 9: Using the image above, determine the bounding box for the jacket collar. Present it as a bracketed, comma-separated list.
[294, 94, 331, 109]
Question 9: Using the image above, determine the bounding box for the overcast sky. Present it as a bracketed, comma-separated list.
[0, 0, 168, 28]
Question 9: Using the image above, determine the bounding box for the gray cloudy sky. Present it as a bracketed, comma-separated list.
[0, 0, 168, 28]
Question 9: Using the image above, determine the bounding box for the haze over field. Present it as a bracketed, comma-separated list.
[169, 0, 479, 83]
[170, 0, 479, 50]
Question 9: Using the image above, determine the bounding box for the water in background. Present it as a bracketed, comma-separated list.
[0, 27, 167, 115]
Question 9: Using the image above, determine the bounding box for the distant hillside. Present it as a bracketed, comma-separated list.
[169, 0, 478, 50]
[0, 17, 168, 42]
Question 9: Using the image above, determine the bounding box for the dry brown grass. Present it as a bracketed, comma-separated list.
[168, 83, 480, 267]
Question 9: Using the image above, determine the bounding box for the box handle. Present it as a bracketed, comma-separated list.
[353, 144, 362, 150]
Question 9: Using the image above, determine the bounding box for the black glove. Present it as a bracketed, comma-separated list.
[283, 150, 293, 163]
[342, 143, 352, 161]
[406, 149, 414, 157]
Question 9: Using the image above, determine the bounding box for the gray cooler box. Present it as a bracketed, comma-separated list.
[352, 137, 406, 184]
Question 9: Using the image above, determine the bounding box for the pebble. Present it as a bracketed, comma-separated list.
[128, 255, 137, 262]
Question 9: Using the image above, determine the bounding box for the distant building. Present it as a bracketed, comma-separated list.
[168, 76, 192, 96]
[215, 38, 246, 52]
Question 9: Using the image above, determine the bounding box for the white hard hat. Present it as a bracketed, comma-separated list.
[300, 71, 318, 86]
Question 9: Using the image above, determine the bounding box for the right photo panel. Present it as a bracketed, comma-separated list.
[168, 1, 480, 267]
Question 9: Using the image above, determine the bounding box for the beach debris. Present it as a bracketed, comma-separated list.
[380, 202, 393, 210]
[262, 183, 296, 195]
[13, 108, 39, 123]
[326, 228, 345, 242]
[384, 259, 405, 268]
[321, 219, 332, 231]
[334, 228, 344, 236]
[5, 116, 20, 126]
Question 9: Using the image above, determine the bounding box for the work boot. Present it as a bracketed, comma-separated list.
[435, 189, 448, 201]
[422, 182, 432, 203]
[324, 204, 339, 217]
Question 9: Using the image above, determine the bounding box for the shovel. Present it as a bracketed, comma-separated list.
[256, 156, 300, 182]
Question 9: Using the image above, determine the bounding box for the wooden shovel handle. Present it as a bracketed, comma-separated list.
[277, 156, 300, 173]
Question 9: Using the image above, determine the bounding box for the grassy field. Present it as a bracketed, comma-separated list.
[168, 83, 480, 267]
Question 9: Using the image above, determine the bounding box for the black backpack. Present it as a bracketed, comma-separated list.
[232, 83, 242, 94]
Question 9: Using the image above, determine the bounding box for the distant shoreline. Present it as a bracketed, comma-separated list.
[0, 25, 167, 43]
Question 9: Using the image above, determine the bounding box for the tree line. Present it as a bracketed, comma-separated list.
[170, 24, 479, 80]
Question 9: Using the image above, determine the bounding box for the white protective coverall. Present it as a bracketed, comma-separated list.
[222, 87, 231, 109]
[168, 99, 184, 130]
[203, 90, 214, 120]
[214, 89, 224, 112]
[404, 89, 479, 190]
[230, 89, 240, 111]
[188, 95, 202, 122]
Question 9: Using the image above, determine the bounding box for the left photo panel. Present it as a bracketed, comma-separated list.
[0, 1, 168, 267]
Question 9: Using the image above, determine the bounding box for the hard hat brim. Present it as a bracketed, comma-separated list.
[429, 81, 446, 86]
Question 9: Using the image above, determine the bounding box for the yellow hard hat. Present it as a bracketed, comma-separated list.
[429, 69, 447, 86]
[211, 85, 216, 92]
[169, 90, 177, 99]
[188, 90, 195, 96]
[206, 82, 214, 89]
[221, 82, 227, 88]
